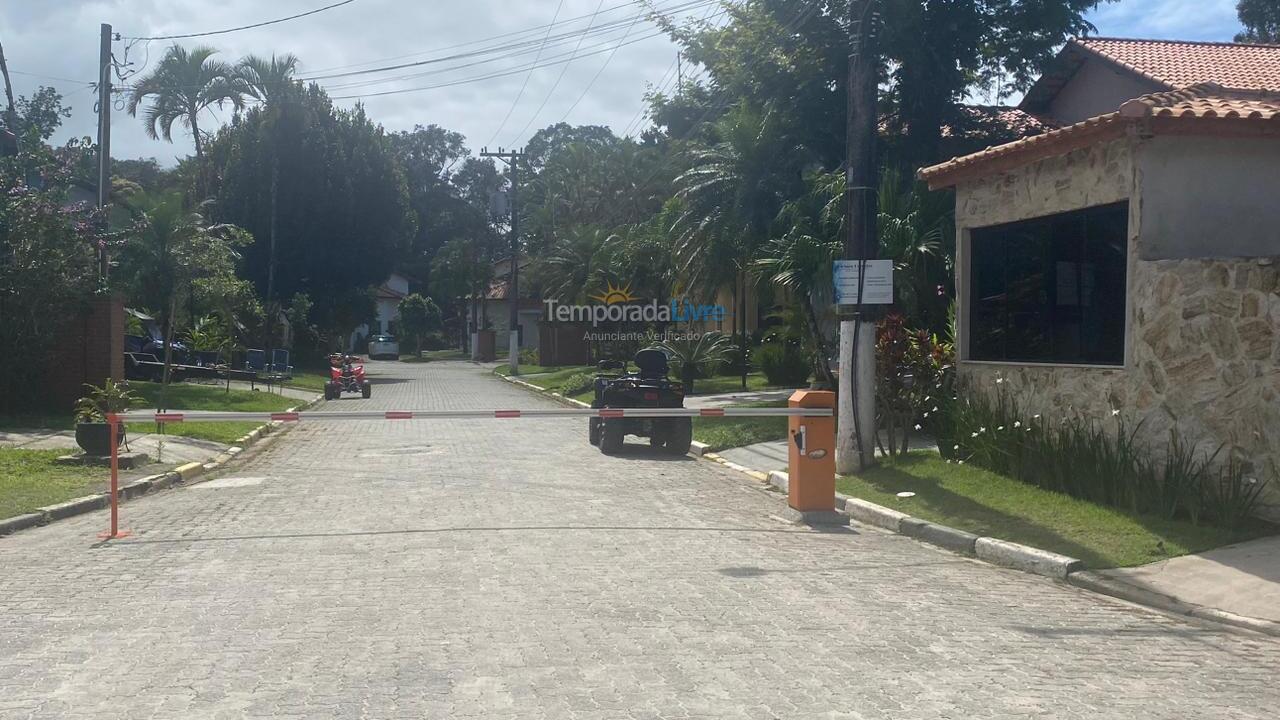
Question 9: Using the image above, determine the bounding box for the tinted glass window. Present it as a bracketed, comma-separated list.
[969, 202, 1128, 365]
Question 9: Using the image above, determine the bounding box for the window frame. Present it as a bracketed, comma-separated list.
[960, 201, 1131, 368]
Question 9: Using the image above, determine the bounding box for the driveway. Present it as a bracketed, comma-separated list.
[1, 360, 1277, 718]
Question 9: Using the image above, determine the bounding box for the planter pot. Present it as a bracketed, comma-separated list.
[75, 422, 125, 457]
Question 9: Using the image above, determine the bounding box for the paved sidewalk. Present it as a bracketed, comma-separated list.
[720, 433, 938, 472]
[1, 428, 232, 466]
[1103, 535, 1280, 623]
[2, 361, 1278, 718]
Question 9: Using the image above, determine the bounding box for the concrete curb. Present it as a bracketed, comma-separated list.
[901, 518, 979, 556]
[841, 497, 908, 532]
[1067, 571, 1280, 637]
[497, 373, 591, 409]
[689, 441, 712, 457]
[976, 537, 1083, 579]
[0, 392, 321, 540]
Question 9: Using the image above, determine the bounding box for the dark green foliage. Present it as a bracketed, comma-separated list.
[755, 338, 811, 387]
[397, 293, 442, 356]
[208, 84, 415, 340]
[1237, 0, 1280, 42]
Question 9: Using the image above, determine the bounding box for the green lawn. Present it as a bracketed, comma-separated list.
[685, 372, 780, 396]
[127, 381, 298, 444]
[1, 382, 297, 447]
[837, 452, 1275, 569]
[0, 448, 106, 520]
[693, 400, 789, 452]
[283, 370, 329, 392]
[494, 363, 589, 377]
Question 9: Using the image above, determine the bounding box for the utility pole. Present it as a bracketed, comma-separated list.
[479, 146, 526, 376]
[96, 23, 112, 281]
[0, 37, 20, 154]
[837, 0, 880, 474]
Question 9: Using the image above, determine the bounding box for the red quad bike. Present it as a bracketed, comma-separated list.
[325, 354, 372, 400]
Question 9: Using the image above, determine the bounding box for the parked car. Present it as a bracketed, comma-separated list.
[367, 335, 399, 360]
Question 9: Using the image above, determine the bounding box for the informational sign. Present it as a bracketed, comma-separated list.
[833, 259, 894, 305]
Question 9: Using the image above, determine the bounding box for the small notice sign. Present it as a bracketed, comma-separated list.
[833, 259, 894, 305]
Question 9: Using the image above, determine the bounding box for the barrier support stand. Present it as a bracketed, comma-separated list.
[98, 413, 130, 540]
[783, 390, 848, 526]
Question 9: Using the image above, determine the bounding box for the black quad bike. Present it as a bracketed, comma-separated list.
[589, 348, 692, 456]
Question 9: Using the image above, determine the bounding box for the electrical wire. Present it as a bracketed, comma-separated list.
[303, 0, 681, 76]
[327, 28, 670, 100]
[121, 0, 359, 41]
[554, 0, 650, 127]
[507, 0, 609, 146]
[485, 0, 567, 147]
[298, 0, 712, 83]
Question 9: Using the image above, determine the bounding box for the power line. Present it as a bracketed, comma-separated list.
[507, 0, 609, 146]
[303, 0, 677, 76]
[555, 2, 649, 126]
[327, 28, 670, 100]
[485, 0, 567, 147]
[122, 0, 359, 41]
[621, 1, 730, 138]
[299, 0, 712, 83]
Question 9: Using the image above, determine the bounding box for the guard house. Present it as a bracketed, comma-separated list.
[919, 38, 1280, 519]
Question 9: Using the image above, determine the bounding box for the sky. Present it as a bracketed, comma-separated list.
[1, 0, 1249, 167]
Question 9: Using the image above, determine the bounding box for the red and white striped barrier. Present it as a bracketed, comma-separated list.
[110, 407, 833, 423]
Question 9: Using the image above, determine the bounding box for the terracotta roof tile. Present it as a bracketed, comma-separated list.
[920, 85, 1280, 188]
[1118, 83, 1280, 120]
[1076, 37, 1280, 91]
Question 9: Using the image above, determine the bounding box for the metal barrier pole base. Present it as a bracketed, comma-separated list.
[778, 507, 850, 527]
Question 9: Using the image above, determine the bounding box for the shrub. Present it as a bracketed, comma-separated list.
[937, 384, 1269, 531]
[755, 339, 811, 387]
[557, 371, 597, 397]
[876, 314, 954, 458]
[519, 347, 538, 366]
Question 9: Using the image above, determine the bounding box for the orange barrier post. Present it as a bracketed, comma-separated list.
[98, 413, 130, 540]
[785, 390, 847, 525]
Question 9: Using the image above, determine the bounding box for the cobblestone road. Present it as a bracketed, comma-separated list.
[2, 361, 1278, 719]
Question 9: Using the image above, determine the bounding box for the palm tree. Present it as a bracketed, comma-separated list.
[126, 45, 244, 165]
[672, 105, 802, 387]
[753, 229, 841, 388]
[658, 331, 737, 395]
[234, 53, 302, 352]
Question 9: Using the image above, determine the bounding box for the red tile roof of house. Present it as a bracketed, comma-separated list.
[1075, 37, 1280, 91]
[921, 84, 1280, 188]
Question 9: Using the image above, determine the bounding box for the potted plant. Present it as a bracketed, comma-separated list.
[74, 379, 135, 456]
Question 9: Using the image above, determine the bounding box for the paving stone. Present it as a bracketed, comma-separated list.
[1, 360, 1278, 718]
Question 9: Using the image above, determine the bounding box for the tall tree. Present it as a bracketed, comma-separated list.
[209, 83, 415, 346]
[126, 45, 244, 164]
[1237, 0, 1280, 42]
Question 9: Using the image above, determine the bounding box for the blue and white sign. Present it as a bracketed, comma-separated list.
[833, 259, 894, 305]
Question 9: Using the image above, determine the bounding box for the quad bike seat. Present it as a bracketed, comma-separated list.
[634, 348, 669, 380]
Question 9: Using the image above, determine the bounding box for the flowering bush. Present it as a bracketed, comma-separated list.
[0, 140, 125, 408]
[875, 313, 954, 458]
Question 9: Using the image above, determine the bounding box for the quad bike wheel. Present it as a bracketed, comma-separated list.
[588, 417, 601, 446]
[361, 382, 372, 399]
[324, 383, 336, 401]
[599, 418, 624, 455]
[665, 417, 693, 456]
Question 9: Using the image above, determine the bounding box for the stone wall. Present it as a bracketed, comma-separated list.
[953, 136, 1280, 520]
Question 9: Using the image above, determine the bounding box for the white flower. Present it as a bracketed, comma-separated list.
[996, 378, 1004, 384]
[914, 424, 922, 431]
[957, 460, 965, 465]
[953, 444, 960, 451]
[971, 432, 979, 438]
[1014, 421, 1022, 428]
[979, 427, 986, 433]
[1111, 409, 1120, 417]
[1033, 414, 1041, 420]
[932, 406, 938, 412]
[997, 426, 1004, 431]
